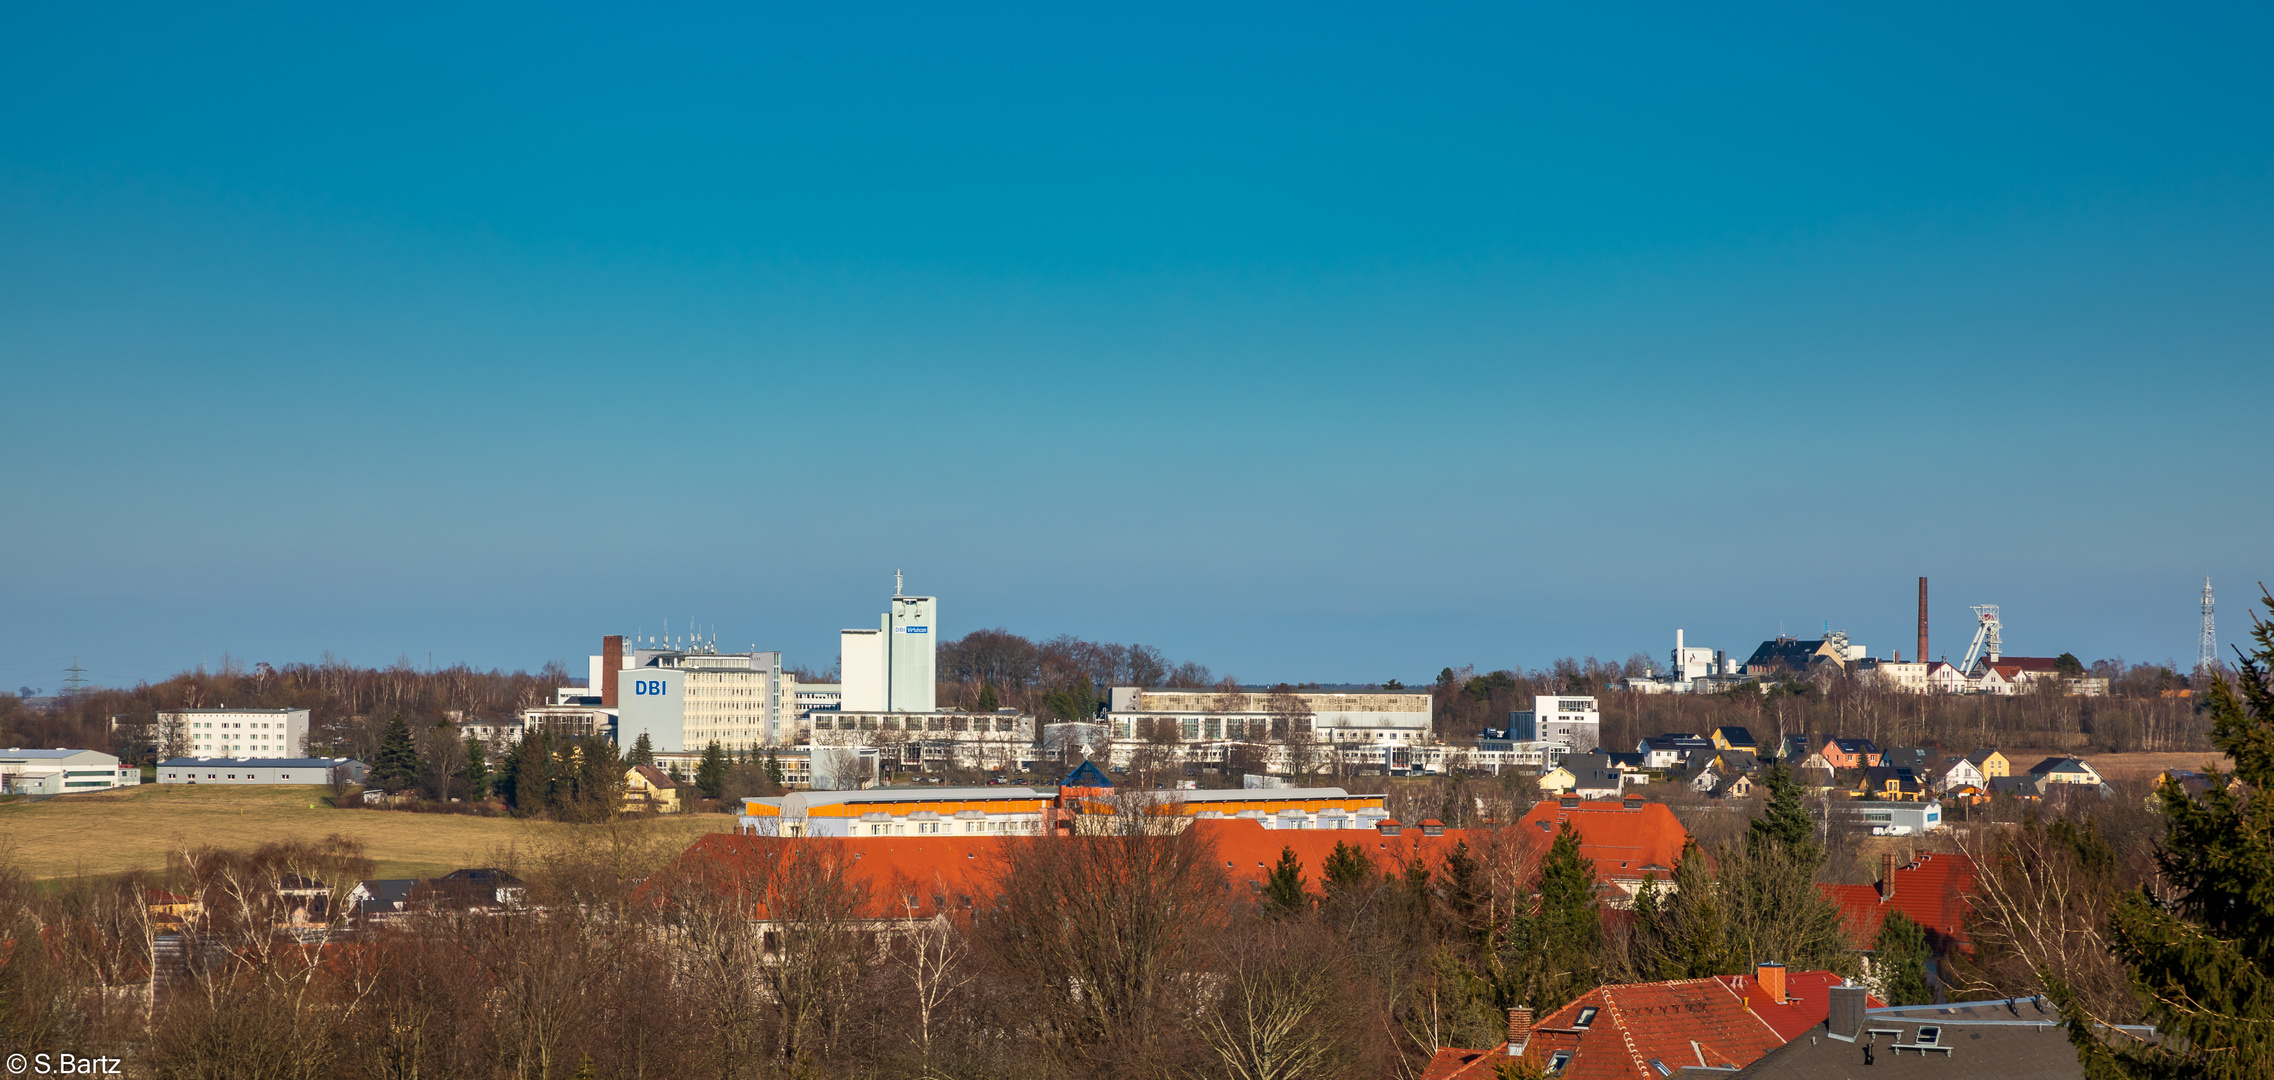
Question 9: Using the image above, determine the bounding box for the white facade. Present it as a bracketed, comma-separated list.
[805, 711, 1035, 772]
[740, 786, 1050, 838]
[156, 757, 367, 785]
[613, 648, 792, 753]
[1509, 695, 1601, 752]
[795, 683, 843, 717]
[1839, 800, 1945, 836]
[0, 748, 139, 794]
[160, 707, 311, 759]
[888, 595, 937, 712]
[840, 629, 886, 712]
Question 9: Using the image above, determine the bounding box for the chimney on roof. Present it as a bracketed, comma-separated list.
[1506, 1006, 1533, 1056]
[1756, 962, 1787, 1003]
[1880, 852, 1897, 901]
[1918, 577, 1929, 671]
[1827, 985, 1868, 1042]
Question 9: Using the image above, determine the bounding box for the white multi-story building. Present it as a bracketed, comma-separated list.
[612, 644, 795, 753]
[1508, 695, 1601, 753]
[1096, 686, 1434, 776]
[0, 748, 140, 794]
[839, 584, 936, 714]
[804, 710, 1035, 772]
[740, 787, 1052, 838]
[159, 707, 311, 759]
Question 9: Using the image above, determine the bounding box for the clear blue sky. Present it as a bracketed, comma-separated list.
[3, 3, 2269, 691]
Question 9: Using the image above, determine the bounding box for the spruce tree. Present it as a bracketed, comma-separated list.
[1322, 840, 1375, 894]
[370, 714, 422, 791]
[1872, 911, 1932, 1007]
[695, 739, 729, 800]
[628, 731, 655, 768]
[460, 732, 489, 798]
[1750, 759, 1818, 859]
[2069, 592, 2274, 1079]
[763, 748, 785, 790]
[1262, 846, 1310, 917]
[976, 682, 999, 712]
[1536, 823, 1603, 997]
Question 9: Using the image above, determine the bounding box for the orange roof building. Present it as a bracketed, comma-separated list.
[1820, 850, 1976, 955]
[1423, 967, 1878, 1079]
[1513, 797, 1692, 900]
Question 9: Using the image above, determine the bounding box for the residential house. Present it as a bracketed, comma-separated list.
[1964, 749, 2011, 780]
[1536, 763, 1577, 794]
[1989, 775, 2044, 799]
[1821, 738, 1883, 769]
[1822, 851, 1977, 969]
[624, 764, 682, 813]
[1637, 733, 1713, 770]
[1938, 755, 1990, 793]
[2026, 756, 2103, 787]
[1557, 754, 1626, 799]
[1685, 758, 1724, 794]
[1710, 726, 1758, 753]
[1854, 765, 1927, 802]
[1423, 967, 1878, 1079]
[1880, 747, 1934, 775]
[1779, 733, 1816, 764]
[1923, 660, 1972, 693]
[1515, 796, 1691, 902]
[1722, 773, 1757, 798]
[1734, 995, 2112, 1078]
[1715, 750, 1762, 776]
[1743, 635, 1856, 676]
[349, 879, 418, 922]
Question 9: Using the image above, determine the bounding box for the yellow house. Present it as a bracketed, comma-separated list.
[1710, 726, 1758, 754]
[624, 764, 682, 813]
[1965, 749, 2011, 780]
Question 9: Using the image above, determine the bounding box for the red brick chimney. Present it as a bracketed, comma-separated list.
[602, 635, 625, 707]
[1879, 852, 1897, 901]
[1756, 961, 1787, 1003]
[1505, 1006, 1533, 1055]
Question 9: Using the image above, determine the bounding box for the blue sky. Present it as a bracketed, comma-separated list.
[3, 3, 2269, 691]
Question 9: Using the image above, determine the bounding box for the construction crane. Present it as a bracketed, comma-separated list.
[1959, 605, 2001, 676]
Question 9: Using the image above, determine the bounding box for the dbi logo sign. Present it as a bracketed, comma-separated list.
[632, 679, 668, 696]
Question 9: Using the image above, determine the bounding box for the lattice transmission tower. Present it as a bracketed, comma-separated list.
[2200, 578, 2218, 676]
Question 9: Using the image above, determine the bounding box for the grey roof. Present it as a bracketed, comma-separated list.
[158, 757, 363, 768]
[0, 748, 115, 760]
[2027, 756, 2093, 775]
[354, 879, 417, 916]
[1734, 997, 2137, 1078]
[160, 707, 307, 714]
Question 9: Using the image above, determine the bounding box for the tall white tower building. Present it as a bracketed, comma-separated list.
[888, 593, 937, 712]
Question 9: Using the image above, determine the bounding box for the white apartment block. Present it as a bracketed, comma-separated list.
[1508, 695, 1601, 753]
[160, 708, 310, 759]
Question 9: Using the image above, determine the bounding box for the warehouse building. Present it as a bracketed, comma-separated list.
[0, 748, 140, 794]
[157, 757, 367, 785]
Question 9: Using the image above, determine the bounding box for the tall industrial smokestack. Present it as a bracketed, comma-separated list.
[1917, 578, 1929, 666]
[602, 634, 625, 707]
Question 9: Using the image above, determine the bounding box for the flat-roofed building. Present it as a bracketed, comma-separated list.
[1509, 696, 1601, 752]
[159, 707, 310, 759]
[613, 645, 794, 752]
[156, 757, 367, 786]
[740, 786, 1051, 838]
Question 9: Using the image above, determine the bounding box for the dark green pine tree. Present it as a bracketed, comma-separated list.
[1750, 758, 1819, 860]
[1322, 840, 1376, 895]
[1261, 846, 1311, 917]
[2067, 591, 2274, 1079]
[460, 732, 490, 798]
[369, 714, 422, 791]
[627, 731, 655, 767]
[695, 739, 729, 800]
[976, 683, 999, 712]
[1872, 911, 1932, 1007]
[1532, 822, 1604, 1008]
[763, 748, 785, 790]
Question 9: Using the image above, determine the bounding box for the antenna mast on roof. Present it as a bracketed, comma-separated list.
[895, 569, 903, 597]
[2200, 578, 2218, 678]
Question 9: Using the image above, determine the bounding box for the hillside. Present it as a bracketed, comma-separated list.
[0, 783, 736, 880]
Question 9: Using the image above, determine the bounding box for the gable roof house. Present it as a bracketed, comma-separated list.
[1636, 733, 1713, 770]
[1990, 775, 2045, 799]
[624, 764, 682, 813]
[1559, 753, 1627, 799]
[1938, 756, 1989, 792]
[1743, 636, 1851, 677]
[1821, 738, 1883, 770]
[1880, 747, 1934, 774]
[1855, 765, 1928, 802]
[1734, 994, 2121, 1078]
[2026, 756, 2103, 787]
[1923, 660, 1973, 693]
[1822, 851, 1977, 960]
[1516, 797, 1692, 903]
[1710, 726, 1758, 753]
[1422, 967, 1879, 1079]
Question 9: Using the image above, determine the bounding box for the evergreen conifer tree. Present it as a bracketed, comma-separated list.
[628, 732, 655, 767]
[2066, 591, 2274, 1079]
[1534, 822, 1603, 1003]
[460, 732, 489, 798]
[369, 714, 422, 791]
[1322, 840, 1375, 894]
[1750, 759, 1818, 859]
[977, 683, 999, 712]
[695, 739, 729, 800]
[1871, 911, 1932, 1007]
[764, 747, 785, 789]
[1262, 846, 1310, 916]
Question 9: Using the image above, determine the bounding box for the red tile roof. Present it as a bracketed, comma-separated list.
[1513, 799, 1691, 886]
[1819, 851, 1975, 954]
[1190, 818, 1473, 887]
[1436, 971, 1877, 1079]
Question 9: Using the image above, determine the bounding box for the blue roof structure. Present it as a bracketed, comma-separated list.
[1062, 760, 1113, 788]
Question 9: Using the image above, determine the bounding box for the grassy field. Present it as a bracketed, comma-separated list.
[0, 783, 737, 881]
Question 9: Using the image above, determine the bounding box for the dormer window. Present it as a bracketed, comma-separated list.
[1573, 1006, 1598, 1029]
